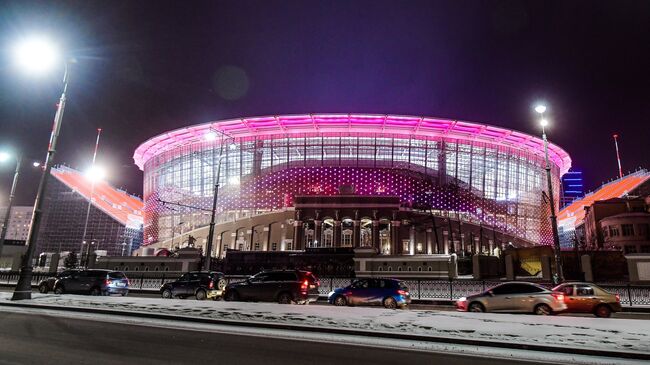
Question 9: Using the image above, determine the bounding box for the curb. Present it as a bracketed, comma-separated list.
[0, 301, 648, 361]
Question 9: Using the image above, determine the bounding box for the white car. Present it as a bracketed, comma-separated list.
[456, 282, 568, 315]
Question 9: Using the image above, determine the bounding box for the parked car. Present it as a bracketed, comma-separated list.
[160, 271, 227, 300]
[53, 269, 129, 296]
[328, 278, 411, 309]
[553, 282, 622, 318]
[224, 270, 320, 304]
[456, 281, 567, 315]
[38, 269, 79, 293]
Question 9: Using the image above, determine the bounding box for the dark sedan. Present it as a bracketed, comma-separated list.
[328, 278, 411, 309]
[160, 271, 227, 300]
[38, 269, 79, 293]
[224, 270, 320, 304]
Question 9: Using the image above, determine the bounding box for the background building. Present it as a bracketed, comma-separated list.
[558, 169, 650, 248]
[561, 169, 584, 208]
[0, 205, 33, 242]
[35, 166, 144, 257]
[134, 114, 571, 260]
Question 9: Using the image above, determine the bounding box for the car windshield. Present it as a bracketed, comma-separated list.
[108, 272, 126, 279]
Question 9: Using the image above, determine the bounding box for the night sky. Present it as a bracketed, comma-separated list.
[0, 0, 648, 206]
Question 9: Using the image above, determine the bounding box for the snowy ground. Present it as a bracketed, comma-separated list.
[1, 292, 648, 357]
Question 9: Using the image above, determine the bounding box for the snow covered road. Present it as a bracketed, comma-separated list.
[1, 292, 648, 356]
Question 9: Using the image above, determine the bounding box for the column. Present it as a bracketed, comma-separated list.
[443, 230, 449, 254]
[248, 229, 255, 251]
[488, 239, 494, 256]
[262, 226, 270, 251]
[426, 228, 433, 254]
[474, 236, 480, 255]
[390, 220, 400, 255]
[293, 220, 303, 250]
[372, 220, 380, 251]
[353, 220, 360, 248]
[333, 220, 341, 248]
[314, 220, 322, 247]
[409, 226, 416, 255]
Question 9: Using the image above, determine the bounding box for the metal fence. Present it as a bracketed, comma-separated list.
[1, 271, 649, 307]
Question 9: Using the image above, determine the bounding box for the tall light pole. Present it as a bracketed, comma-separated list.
[80, 129, 103, 254]
[12, 37, 69, 300]
[0, 154, 40, 261]
[202, 128, 234, 271]
[535, 104, 564, 283]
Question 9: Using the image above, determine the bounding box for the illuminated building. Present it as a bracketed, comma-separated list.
[35, 166, 144, 256]
[134, 114, 571, 261]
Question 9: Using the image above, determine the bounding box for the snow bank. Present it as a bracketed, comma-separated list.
[1, 292, 647, 354]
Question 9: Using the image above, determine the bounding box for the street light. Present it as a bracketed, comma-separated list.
[535, 105, 564, 283]
[202, 128, 235, 271]
[11, 36, 70, 301]
[0, 152, 41, 261]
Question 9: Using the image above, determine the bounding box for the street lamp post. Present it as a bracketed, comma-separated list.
[535, 105, 564, 283]
[202, 128, 234, 271]
[12, 39, 70, 300]
[0, 155, 22, 259]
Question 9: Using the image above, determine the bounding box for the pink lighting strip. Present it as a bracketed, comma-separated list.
[133, 114, 572, 173]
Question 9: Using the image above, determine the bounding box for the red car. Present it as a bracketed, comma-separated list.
[553, 282, 622, 318]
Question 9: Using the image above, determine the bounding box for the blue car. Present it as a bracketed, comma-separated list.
[328, 278, 411, 309]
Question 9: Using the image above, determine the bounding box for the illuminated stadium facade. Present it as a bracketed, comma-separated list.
[134, 114, 571, 259]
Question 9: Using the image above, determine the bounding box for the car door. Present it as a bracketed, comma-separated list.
[63, 272, 83, 293]
[173, 273, 190, 296]
[240, 273, 268, 300]
[187, 273, 202, 296]
[366, 279, 385, 305]
[574, 285, 598, 312]
[558, 285, 579, 311]
[485, 283, 517, 311]
[348, 279, 370, 305]
[509, 284, 547, 312]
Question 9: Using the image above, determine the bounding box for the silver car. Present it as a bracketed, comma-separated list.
[456, 282, 567, 315]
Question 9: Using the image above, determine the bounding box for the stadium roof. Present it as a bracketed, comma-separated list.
[51, 166, 144, 229]
[558, 169, 650, 229]
[133, 113, 572, 174]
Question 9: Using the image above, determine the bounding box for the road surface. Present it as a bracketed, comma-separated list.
[0, 310, 563, 365]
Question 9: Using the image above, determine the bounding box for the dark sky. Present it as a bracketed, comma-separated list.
[0, 0, 648, 206]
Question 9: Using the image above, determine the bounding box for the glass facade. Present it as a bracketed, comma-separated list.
[142, 131, 562, 246]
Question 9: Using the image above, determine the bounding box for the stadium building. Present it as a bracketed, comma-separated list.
[134, 114, 571, 269]
[35, 166, 144, 258]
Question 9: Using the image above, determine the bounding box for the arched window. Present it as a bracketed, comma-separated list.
[322, 227, 333, 247]
[407, 267, 412, 272]
[378, 266, 383, 271]
[397, 266, 402, 272]
[124, 266, 129, 271]
[418, 267, 422, 272]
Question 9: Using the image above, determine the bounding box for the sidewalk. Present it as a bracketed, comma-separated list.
[1, 292, 648, 361]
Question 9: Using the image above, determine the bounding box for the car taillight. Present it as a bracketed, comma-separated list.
[615, 294, 620, 302]
[104, 279, 111, 286]
[551, 293, 564, 302]
[209, 281, 214, 289]
[301, 280, 309, 290]
[397, 289, 409, 296]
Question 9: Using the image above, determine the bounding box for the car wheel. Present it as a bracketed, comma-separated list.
[277, 292, 293, 304]
[121, 292, 128, 297]
[38, 284, 49, 294]
[216, 279, 227, 290]
[468, 302, 485, 313]
[224, 290, 239, 302]
[196, 289, 207, 301]
[534, 303, 553, 315]
[161, 289, 173, 299]
[383, 297, 397, 309]
[333, 295, 347, 306]
[212, 296, 222, 301]
[54, 286, 65, 295]
[90, 287, 101, 296]
[595, 304, 612, 318]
